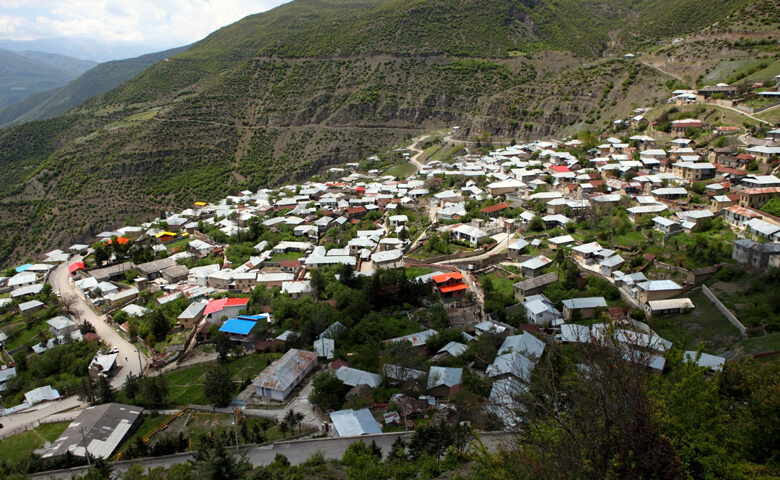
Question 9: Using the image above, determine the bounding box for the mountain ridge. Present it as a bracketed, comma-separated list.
[0, 0, 766, 267]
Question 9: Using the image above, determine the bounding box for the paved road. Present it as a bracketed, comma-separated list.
[32, 432, 510, 479]
[0, 396, 83, 440]
[50, 257, 148, 388]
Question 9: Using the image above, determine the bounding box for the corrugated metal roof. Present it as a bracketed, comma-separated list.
[335, 366, 382, 388]
[330, 408, 382, 437]
[253, 349, 318, 391]
[428, 366, 462, 388]
[562, 297, 608, 310]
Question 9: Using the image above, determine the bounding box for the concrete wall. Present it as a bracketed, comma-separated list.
[701, 285, 747, 336]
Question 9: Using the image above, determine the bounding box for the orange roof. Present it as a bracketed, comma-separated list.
[439, 283, 468, 294]
[106, 237, 130, 245]
[432, 272, 464, 283]
[480, 202, 510, 214]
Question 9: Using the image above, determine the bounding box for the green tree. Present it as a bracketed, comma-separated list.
[190, 438, 251, 480]
[309, 372, 346, 410]
[95, 375, 115, 404]
[214, 332, 233, 363]
[204, 365, 235, 408]
[529, 215, 545, 232]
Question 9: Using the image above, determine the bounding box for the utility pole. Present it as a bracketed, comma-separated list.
[0, 395, 5, 416]
[79, 426, 92, 467]
[136, 349, 143, 376]
[232, 409, 240, 450]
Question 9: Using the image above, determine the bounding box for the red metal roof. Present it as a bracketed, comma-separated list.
[432, 272, 464, 284]
[68, 262, 85, 274]
[550, 165, 571, 173]
[480, 202, 509, 214]
[439, 283, 468, 294]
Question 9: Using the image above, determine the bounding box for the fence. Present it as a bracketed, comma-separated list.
[701, 285, 747, 337]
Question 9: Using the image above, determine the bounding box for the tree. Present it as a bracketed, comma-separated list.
[214, 332, 232, 363]
[529, 215, 545, 232]
[204, 365, 235, 407]
[95, 375, 115, 404]
[494, 341, 681, 479]
[309, 371, 347, 410]
[139, 375, 169, 408]
[190, 438, 251, 480]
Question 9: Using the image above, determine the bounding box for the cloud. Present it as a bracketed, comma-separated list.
[0, 0, 289, 47]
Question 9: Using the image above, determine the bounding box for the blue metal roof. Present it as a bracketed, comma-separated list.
[219, 318, 257, 336]
[15, 264, 33, 273]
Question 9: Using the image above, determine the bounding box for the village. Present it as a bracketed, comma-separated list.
[0, 77, 779, 474]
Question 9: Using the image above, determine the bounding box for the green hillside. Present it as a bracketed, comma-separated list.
[0, 0, 760, 266]
[0, 50, 79, 109]
[0, 46, 189, 127]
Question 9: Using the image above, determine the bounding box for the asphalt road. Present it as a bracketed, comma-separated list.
[32, 432, 511, 479]
[50, 257, 148, 388]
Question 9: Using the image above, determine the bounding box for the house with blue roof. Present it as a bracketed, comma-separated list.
[219, 318, 260, 344]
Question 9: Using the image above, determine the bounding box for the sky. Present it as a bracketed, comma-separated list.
[0, 0, 289, 49]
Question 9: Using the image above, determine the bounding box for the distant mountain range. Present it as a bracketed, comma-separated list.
[0, 0, 773, 267]
[0, 37, 159, 62]
[0, 49, 97, 109]
[0, 46, 189, 127]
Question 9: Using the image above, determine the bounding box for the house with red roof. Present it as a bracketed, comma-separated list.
[68, 262, 85, 275]
[480, 202, 510, 218]
[346, 206, 367, 220]
[203, 297, 250, 323]
[432, 272, 468, 301]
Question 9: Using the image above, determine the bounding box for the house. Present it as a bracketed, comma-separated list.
[105, 288, 139, 309]
[88, 353, 119, 379]
[627, 205, 668, 222]
[524, 294, 562, 326]
[162, 265, 189, 284]
[136, 257, 178, 280]
[18, 300, 44, 315]
[452, 224, 488, 245]
[41, 403, 143, 460]
[480, 202, 510, 218]
[427, 366, 463, 398]
[0, 366, 17, 393]
[47, 316, 78, 337]
[723, 205, 763, 228]
[645, 298, 695, 317]
[507, 239, 529, 258]
[513, 272, 558, 302]
[219, 318, 260, 344]
[519, 255, 552, 279]
[281, 280, 312, 299]
[738, 187, 780, 209]
[696, 85, 737, 100]
[732, 239, 780, 270]
[486, 332, 546, 383]
[636, 280, 683, 304]
[203, 297, 249, 323]
[371, 249, 404, 269]
[177, 301, 206, 329]
[335, 366, 382, 388]
[388, 215, 409, 228]
[432, 272, 468, 302]
[253, 349, 319, 401]
[7, 272, 38, 290]
[671, 119, 703, 136]
[562, 297, 608, 321]
[314, 337, 335, 359]
[330, 409, 382, 437]
[671, 162, 716, 182]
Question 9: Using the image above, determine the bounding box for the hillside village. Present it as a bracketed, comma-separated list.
[0, 78, 779, 476]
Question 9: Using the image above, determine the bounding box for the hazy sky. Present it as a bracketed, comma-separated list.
[0, 0, 289, 48]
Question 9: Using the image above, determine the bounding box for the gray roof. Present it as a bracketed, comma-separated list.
[437, 341, 468, 357]
[336, 366, 382, 388]
[427, 366, 463, 389]
[314, 338, 335, 359]
[562, 297, 608, 310]
[41, 403, 143, 459]
[253, 349, 318, 392]
[637, 280, 682, 292]
[178, 301, 206, 320]
[487, 352, 535, 382]
[498, 332, 546, 359]
[383, 364, 426, 382]
[684, 351, 725, 371]
[330, 408, 382, 437]
[389, 329, 438, 347]
[513, 272, 559, 291]
[319, 321, 347, 340]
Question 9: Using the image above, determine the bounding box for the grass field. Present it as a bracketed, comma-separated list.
[0, 422, 69, 462]
[429, 143, 464, 163]
[383, 162, 418, 179]
[270, 251, 303, 262]
[163, 354, 280, 405]
[650, 288, 742, 353]
[739, 333, 780, 355]
[478, 271, 519, 299]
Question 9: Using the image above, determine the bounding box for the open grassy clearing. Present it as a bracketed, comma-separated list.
[739, 333, 780, 355]
[383, 161, 418, 179]
[650, 288, 741, 353]
[0, 422, 69, 462]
